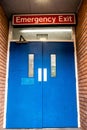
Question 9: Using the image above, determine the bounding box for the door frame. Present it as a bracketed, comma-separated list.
[3, 27, 80, 128]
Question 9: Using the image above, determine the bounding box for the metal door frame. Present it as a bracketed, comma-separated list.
[3, 25, 80, 128]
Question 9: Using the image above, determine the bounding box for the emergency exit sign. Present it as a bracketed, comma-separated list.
[12, 14, 76, 25]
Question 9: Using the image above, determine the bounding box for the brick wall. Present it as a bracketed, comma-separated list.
[76, 0, 87, 129]
[0, 5, 8, 128]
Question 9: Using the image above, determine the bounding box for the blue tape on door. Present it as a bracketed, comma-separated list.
[21, 78, 34, 85]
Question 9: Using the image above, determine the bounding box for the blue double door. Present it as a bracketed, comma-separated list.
[6, 42, 78, 128]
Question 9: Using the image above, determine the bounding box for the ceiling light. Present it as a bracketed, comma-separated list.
[36, 0, 49, 3]
[39, 37, 47, 41]
[21, 29, 72, 33]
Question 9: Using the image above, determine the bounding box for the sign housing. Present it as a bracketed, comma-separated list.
[12, 14, 76, 25]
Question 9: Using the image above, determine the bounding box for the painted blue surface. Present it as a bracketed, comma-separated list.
[21, 78, 34, 85]
[42, 42, 78, 127]
[7, 42, 43, 128]
[6, 42, 78, 128]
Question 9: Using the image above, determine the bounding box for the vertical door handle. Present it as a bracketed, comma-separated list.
[43, 68, 47, 82]
[38, 68, 42, 82]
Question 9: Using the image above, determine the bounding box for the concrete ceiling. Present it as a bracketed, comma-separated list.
[0, 0, 82, 19]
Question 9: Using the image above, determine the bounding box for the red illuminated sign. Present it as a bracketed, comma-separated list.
[12, 14, 76, 25]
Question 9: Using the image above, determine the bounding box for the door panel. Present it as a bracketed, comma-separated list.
[6, 42, 43, 128]
[42, 42, 78, 127]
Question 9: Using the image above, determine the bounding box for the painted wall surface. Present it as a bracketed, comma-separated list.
[76, 0, 87, 130]
[0, 5, 8, 128]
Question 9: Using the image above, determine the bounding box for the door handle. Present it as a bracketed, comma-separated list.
[38, 68, 47, 82]
[43, 68, 47, 82]
[38, 68, 42, 82]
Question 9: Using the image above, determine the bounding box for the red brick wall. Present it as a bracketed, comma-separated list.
[76, 0, 87, 129]
[0, 5, 8, 128]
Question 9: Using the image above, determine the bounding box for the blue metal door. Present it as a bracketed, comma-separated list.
[42, 42, 78, 127]
[6, 42, 78, 128]
[6, 42, 43, 128]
